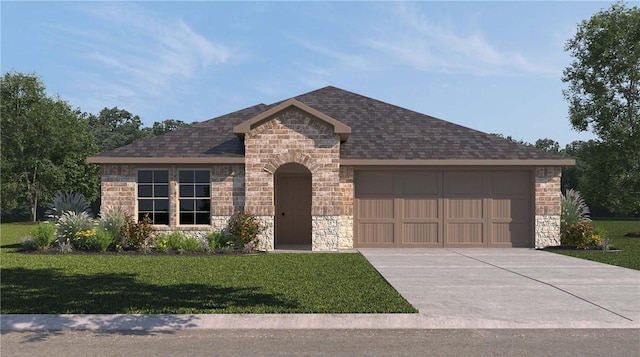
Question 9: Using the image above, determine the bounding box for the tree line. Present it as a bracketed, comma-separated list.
[1, 71, 191, 221]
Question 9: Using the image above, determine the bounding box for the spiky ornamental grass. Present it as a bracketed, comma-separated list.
[561, 189, 591, 243]
[45, 192, 93, 221]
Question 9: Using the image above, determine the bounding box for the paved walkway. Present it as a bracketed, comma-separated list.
[2, 249, 639, 330]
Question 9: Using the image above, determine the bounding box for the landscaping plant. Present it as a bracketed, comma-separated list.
[29, 222, 56, 251]
[119, 214, 154, 251]
[45, 192, 93, 221]
[56, 211, 95, 244]
[100, 207, 126, 245]
[72, 228, 113, 252]
[561, 189, 591, 244]
[207, 230, 228, 250]
[177, 236, 202, 253]
[227, 211, 264, 249]
[565, 221, 601, 249]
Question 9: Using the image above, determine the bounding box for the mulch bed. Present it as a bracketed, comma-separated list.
[16, 248, 266, 256]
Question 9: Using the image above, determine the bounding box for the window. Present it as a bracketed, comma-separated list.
[137, 170, 169, 225]
[179, 170, 211, 225]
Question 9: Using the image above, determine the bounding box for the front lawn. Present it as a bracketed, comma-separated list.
[546, 220, 640, 270]
[0, 223, 416, 314]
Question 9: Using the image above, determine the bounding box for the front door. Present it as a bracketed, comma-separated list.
[275, 172, 312, 246]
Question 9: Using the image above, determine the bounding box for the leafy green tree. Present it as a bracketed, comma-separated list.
[562, 2, 640, 215]
[534, 138, 561, 154]
[150, 119, 192, 136]
[560, 140, 586, 193]
[1, 72, 99, 221]
[88, 107, 150, 152]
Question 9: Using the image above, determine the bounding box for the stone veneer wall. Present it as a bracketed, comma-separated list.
[243, 107, 341, 251]
[534, 167, 562, 248]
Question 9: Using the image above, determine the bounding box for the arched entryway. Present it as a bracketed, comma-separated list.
[274, 163, 312, 249]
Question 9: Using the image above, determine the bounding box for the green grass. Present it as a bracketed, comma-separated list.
[0, 223, 416, 314]
[547, 220, 640, 270]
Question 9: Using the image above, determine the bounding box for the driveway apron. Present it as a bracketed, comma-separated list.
[359, 248, 640, 328]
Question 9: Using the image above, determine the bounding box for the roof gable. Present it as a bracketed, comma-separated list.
[232, 98, 351, 141]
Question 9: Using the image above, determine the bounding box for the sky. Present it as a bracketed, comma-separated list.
[1, 1, 618, 147]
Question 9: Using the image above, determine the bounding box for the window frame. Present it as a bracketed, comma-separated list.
[177, 168, 212, 226]
[136, 168, 170, 226]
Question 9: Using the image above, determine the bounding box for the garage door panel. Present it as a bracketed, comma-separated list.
[492, 171, 530, 195]
[401, 172, 441, 196]
[357, 199, 394, 219]
[402, 223, 439, 244]
[491, 223, 530, 247]
[445, 171, 484, 195]
[447, 198, 483, 219]
[403, 199, 438, 219]
[356, 173, 394, 196]
[355, 170, 532, 248]
[446, 223, 483, 244]
[492, 198, 529, 221]
[358, 223, 394, 244]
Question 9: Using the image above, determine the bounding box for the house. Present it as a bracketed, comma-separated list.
[87, 86, 573, 251]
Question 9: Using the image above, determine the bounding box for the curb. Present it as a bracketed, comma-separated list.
[2, 314, 639, 331]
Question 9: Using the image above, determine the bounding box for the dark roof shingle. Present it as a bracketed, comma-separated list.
[94, 86, 567, 161]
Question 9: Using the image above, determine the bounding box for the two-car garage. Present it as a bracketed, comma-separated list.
[354, 169, 533, 248]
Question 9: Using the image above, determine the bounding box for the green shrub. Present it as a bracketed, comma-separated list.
[207, 230, 228, 250]
[94, 228, 114, 252]
[56, 211, 95, 244]
[73, 229, 96, 250]
[565, 222, 601, 249]
[100, 208, 126, 246]
[561, 189, 591, 244]
[178, 236, 202, 253]
[227, 211, 264, 248]
[164, 231, 187, 250]
[72, 228, 113, 252]
[29, 222, 56, 250]
[45, 192, 93, 221]
[120, 214, 154, 251]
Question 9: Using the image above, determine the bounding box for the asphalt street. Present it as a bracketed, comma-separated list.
[2, 329, 639, 357]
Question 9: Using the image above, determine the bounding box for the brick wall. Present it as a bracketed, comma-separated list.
[100, 165, 137, 216]
[244, 107, 342, 250]
[99, 164, 244, 232]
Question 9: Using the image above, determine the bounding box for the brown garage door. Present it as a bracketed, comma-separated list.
[354, 170, 532, 248]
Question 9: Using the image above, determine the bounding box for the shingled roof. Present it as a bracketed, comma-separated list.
[88, 86, 571, 163]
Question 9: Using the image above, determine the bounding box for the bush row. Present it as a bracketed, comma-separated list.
[22, 192, 265, 254]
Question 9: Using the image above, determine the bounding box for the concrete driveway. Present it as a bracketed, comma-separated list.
[359, 248, 640, 328]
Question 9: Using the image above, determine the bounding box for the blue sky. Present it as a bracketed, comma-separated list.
[2, 1, 617, 146]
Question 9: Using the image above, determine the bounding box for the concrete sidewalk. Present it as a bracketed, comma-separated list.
[1, 249, 639, 330]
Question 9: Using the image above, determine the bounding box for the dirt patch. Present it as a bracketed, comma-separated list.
[624, 231, 640, 238]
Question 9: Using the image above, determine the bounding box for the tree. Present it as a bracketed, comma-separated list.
[150, 119, 192, 136]
[562, 2, 640, 215]
[534, 138, 561, 154]
[1, 72, 99, 221]
[88, 107, 150, 152]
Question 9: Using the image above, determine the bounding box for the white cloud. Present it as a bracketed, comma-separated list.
[366, 3, 557, 76]
[59, 3, 230, 114]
